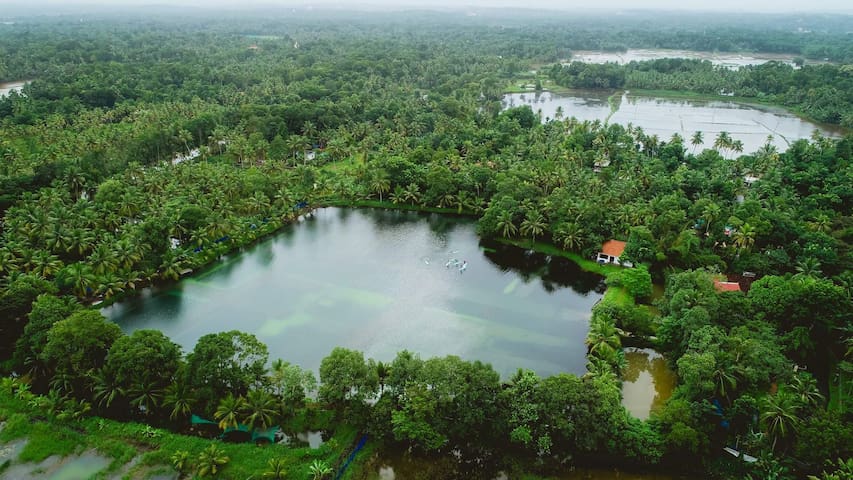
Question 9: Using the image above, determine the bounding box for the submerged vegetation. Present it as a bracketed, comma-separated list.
[0, 7, 851, 480]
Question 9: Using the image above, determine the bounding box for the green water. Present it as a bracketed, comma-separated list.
[105, 208, 604, 378]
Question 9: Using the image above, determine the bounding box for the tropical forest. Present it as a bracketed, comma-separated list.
[0, 5, 851, 480]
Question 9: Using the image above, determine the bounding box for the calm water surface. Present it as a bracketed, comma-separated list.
[621, 348, 677, 420]
[105, 208, 603, 378]
[568, 49, 812, 69]
[503, 90, 844, 154]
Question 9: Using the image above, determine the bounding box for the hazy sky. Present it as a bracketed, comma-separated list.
[9, 0, 853, 13]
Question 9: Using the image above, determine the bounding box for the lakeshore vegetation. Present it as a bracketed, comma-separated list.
[0, 8, 851, 480]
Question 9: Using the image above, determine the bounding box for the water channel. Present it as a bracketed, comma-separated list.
[503, 90, 845, 154]
[105, 208, 604, 379]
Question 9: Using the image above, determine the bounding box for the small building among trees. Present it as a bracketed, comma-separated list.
[713, 280, 742, 293]
[596, 239, 632, 267]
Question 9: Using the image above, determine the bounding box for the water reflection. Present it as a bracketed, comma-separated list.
[503, 91, 844, 154]
[621, 348, 677, 420]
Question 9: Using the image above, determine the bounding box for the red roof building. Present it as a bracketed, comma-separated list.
[714, 281, 742, 293]
[597, 240, 632, 267]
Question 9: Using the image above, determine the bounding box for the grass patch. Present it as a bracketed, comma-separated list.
[16, 424, 79, 463]
[603, 285, 632, 307]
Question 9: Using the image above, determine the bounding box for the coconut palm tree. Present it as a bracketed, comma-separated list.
[761, 391, 801, 452]
[789, 373, 824, 408]
[520, 210, 546, 245]
[30, 251, 64, 278]
[158, 252, 185, 281]
[214, 393, 244, 431]
[91, 368, 125, 410]
[496, 211, 518, 239]
[58, 262, 96, 298]
[712, 364, 738, 401]
[713, 131, 732, 157]
[164, 381, 196, 421]
[554, 222, 584, 251]
[389, 185, 405, 205]
[242, 389, 277, 431]
[368, 169, 391, 202]
[128, 379, 164, 417]
[402, 183, 421, 205]
[733, 223, 756, 252]
[586, 315, 621, 359]
[88, 243, 119, 276]
[701, 202, 721, 236]
[794, 258, 822, 279]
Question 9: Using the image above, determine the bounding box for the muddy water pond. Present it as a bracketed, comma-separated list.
[621, 348, 677, 420]
[503, 90, 844, 154]
[105, 208, 604, 378]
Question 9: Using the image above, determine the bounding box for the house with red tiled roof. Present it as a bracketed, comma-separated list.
[714, 281, 742, 293]
[596, 240, 633, 267]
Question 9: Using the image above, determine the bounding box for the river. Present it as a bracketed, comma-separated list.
[503, 90, 844, 154]
[104, 207, 604, 378]
[0, 80, 29, 98]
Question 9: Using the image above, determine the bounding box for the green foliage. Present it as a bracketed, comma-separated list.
[171, 449, 191, 474]
[13, 294, 79, 376]
[185, 331, 268, 413]
[104, 329, 181, 404]
[608, 264, 653, 300]
[318, 347, 378, 407]
[196, 443, 230, 478]
[308, 459, 333, 480]
[41, 310, 122, 394]
[262, 457, 288, 479]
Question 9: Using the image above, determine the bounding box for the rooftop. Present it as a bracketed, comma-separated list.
[714, 281, 742, 292]
[601, 239, 627, 257]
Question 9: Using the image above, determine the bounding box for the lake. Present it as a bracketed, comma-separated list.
[104, 208, 604, 378]
[503, 90, 845, 154]
[568, 49, 815, 69]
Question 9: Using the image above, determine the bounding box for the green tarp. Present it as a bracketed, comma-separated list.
[191, 414, 278, 443]
[252, 425, 280, 444]
[191, 414, 217, 426]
